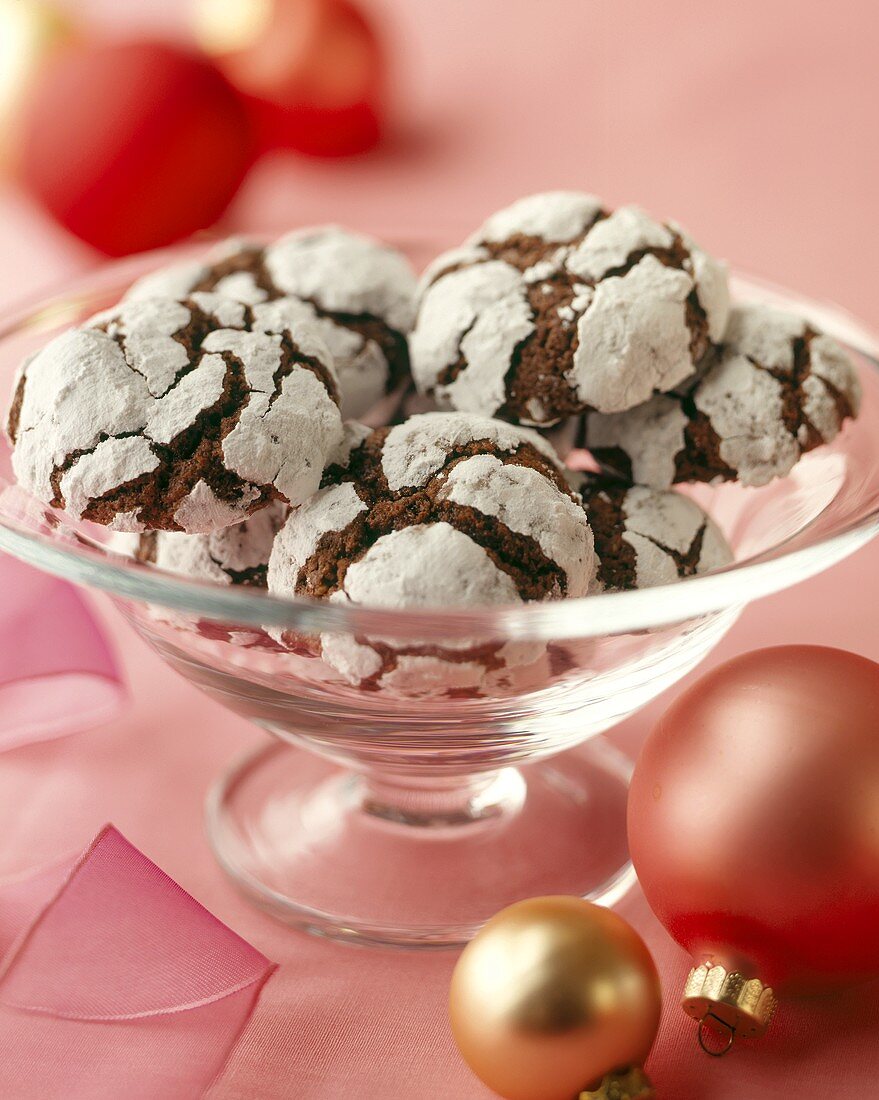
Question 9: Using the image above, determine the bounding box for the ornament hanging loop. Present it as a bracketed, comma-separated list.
[697, 1014, 735, 1057]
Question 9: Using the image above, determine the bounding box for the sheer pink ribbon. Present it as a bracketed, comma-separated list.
[0, 826, 276, 1099]
[0, 553, 126, 751]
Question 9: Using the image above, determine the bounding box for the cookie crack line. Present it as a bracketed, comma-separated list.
[88, 323, 150, 388]
[190, 244, 276, 300]
[480, 212, 607, 271]
[193, 243, 406, 393]
[342, 636, 512, 691]
[504, 272, 582, 424]
[75, 348, 271, 527]
[207, 551, 269, 586]
[95, 298, 233, 398]
[54, 336, 287, 516]
[298, 497, 568, 604]
[274, 330, 340, 408]
[325, 432, 572, 505]
[640, 522, 708, 577]
[48, 431, 149, 508]
[592, 234, 710, 361]
[436, 316, 479, 389]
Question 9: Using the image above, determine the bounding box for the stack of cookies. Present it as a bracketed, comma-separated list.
[5, 197, 862, 688]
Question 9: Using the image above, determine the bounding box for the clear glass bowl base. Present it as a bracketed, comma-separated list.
[206, 738, 635, 947]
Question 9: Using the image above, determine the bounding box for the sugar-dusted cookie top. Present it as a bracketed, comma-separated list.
[411, 192, 729, 426]
[129, 499, 288, 586]
[269, 410, 594, 606]
[571, 473, 733, 590]
[127, 227, 417, 419]
[267, 411, 593, 687]
[585, 303, 861, 488]
[7, 294, 344, 533]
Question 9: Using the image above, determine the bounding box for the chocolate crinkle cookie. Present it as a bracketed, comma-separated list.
[410, 191, 729, 427]
[124, 499, 289, 587]
[267, 411, 595, 688]
[584, 303, 861, 488]
[570, 473, 733, 590]
[6, 294, 344, 533]
[126, 227, 417, 419]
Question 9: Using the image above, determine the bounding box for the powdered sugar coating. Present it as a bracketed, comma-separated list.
[410, 262, 533, 418]
[126, 238, 268, 306]
[265, 226, 417, 334]
[126, 229, 417, 419]
[573, 473, 733, 589]
[380, 411, 559, 491]
[621, 487, 732, 583]
[474, 191, 604, 245]
[571, 255, 695, 411]
[411, 194, 729, 425]
[8, 294, 343, 532]
[342, 523, 522, 608]
[694, 353, 799, 484]
[267, 410, 594, 690]
[566, 206, 674, 281]
[586, 396, 688, 487]
[138, 500, 288, 585]
[60, 438, 160, 527]
[672, 223, 730, 342]
[267, 481, 368, 598]
[585, 303, 861, 488]
[438, 454, 591, 592]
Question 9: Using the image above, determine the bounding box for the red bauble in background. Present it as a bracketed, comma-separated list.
[628, 647, 879, 1039]
[194, 0, 384, 157]
[16, 40, 255, 255]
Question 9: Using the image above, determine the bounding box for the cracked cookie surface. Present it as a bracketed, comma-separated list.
[410, 192, 729, 426]
[267, 411, 595, 688]
[7, 293, 344, 533]
[129, 499, 289, 586]
[571, 472, 733, 590]
[126, 227, 417, 419]
[584, 303, 861, 488]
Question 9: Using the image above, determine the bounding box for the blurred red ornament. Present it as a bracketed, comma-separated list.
[16, 40, 255, 256]
[194, 0, 384, 157]
[628, 646, 879, 1051]
[0, 0, 76, 174]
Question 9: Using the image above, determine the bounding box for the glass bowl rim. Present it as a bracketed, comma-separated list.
[0, 247, 878, 643]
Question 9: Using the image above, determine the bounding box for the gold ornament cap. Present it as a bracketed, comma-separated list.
[682, 962, 777, 1052]
[580, 1066, 654, 1100]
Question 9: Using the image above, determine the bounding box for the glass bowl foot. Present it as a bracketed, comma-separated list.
[205, 739, 635, 947]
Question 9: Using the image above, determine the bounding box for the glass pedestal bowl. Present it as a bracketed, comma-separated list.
[0, 253, 878, 948]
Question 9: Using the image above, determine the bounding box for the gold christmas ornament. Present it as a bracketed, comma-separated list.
[449, 896, 661, 1100]
[682, 962, 777, 1055]
[0, 0, 74, 174]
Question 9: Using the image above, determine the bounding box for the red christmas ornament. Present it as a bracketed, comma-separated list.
[628, 646, 879, 1051]
[194, 0, 384, 157]
[16, 40, 255, 256]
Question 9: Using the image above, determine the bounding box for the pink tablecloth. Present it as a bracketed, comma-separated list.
[2, 2, 879, 1096]
[3, 563, 875, 1100]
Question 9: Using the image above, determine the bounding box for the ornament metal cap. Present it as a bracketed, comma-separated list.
[682, 962, 777, 1054]
[579, 1066, 654, 1099]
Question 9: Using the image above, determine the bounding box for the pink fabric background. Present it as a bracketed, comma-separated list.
[1, 2, 878, 1096]
[0, 555, 125, 750]
[0, 827, 275, 1099]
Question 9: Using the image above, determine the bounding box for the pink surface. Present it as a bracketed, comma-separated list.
[0, 554, 126, 750]
[0, 827, 274, 1100]
[1, 1, 878, 1096]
